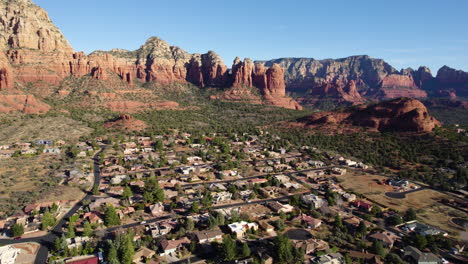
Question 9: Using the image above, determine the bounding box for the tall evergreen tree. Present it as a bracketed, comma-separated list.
[104, 205, 121, 226]
[222, 235, 237, 261]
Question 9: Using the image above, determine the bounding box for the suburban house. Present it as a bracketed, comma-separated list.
[64, 255, 99, 264]
[292, 238, 329, 255]
[190, 229, 223, 244]
[88, 197, 120, 211]
[402, 222, 445, 236]
[293, 213, 322, 229]
[258, 221, 275, 233]
[149, 203, 165, 217]
[212, 191, 232, 204]
[158, 237, 190, 256]
[403, 246, 442, 264]
[352, 201, 373, 212]
[331, 167, 347, 175]
[267, 201, 294, 213]
[228, 221, 259, 237]
[133, 247, 156, 264]
[389, 178, 409, 188]
[312, 253, 343, 264]
[301, 194, 325, 209]
[368, 232, 400, 248]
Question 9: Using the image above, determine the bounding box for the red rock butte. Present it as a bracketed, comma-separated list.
[298, 98, 441, 133]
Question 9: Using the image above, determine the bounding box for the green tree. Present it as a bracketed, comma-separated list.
[41, 210, 56, 231]
[11, 223, 24, 237]
[191, 201, 200, 214]
[386, 215, 403, 226]
[122, 186, 132, 200]
[372, 240, 385, 257]
[119, 234, 135, 264]
[153, 187, 165, 202]
[404, 208, 417, 221]
[240, 242, 251, 258]
[414, 234, 428, 249]
[222, 235, 237, 261]
[143, 191, 154, 204]
[104, 205, 121, 226]
[334, 214, 344, 230]
[356, 221, 367, 237]
[106, 242, 120, 264]
[83, 221, 93, 237]
[67, 222, 76, 238]
[185, 218, 194, 232]
[273, 234, 294, 264]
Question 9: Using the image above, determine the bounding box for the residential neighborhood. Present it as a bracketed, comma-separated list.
[0, 131, 466, 264]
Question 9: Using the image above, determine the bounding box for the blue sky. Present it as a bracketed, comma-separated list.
[34, 0, 468, 73]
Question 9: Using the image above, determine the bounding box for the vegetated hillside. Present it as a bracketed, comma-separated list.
[422, 98, 468, 125]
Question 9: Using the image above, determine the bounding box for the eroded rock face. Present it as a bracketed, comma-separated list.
[300, 98, 440, 133]
[0, 52, 14, 90]
[259, 56, 429, 101]
[232, 57, 254, 88]
[436, 66, 468, 84]
[104, 114, 148, 131]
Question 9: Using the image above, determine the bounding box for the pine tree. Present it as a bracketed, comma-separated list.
[120, 234, 135, 264]
[240, 242, 251, 258]
[122, 186, 132, 200]
[83, 221, 93, 237]
[372, 240, 385, 257]
[185, 218, 194, 232]
[41, 210, 56, 230]
[191, 201, 199, 214]
[222, 235, 237, 261]
[104, 205, 121, 226]
[67, 222, 76, 238]
[107, 242, 120, 264]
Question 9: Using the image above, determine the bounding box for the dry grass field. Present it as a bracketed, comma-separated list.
[0, 155, 85, 217]
[0, 115, 92, 144]
[336, 170, 467, 236]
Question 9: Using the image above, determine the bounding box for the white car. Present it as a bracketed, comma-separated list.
[140, 221, 147, 225]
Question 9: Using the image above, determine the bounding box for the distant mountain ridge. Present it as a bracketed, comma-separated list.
[0, 0, 466, 114]
[259, 56, 467, 106]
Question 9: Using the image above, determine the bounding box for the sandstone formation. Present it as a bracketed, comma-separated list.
[1, 0, 467, 115]
[104, 114, 148, 131]
[298, 98, 441, 133]
[212, 59, 302, 110]
[259, 56, 429, 103]
[435, 66, 468, 97]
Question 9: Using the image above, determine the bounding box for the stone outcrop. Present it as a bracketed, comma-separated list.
[0, 52, 14, 90]
[299, 98, 441, 133]
[104, 114, 148, 131]
[232, 57, 254, 88]
[213, 59, 302, 110]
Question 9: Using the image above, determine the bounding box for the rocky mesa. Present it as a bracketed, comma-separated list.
[296, 98, 441, 133]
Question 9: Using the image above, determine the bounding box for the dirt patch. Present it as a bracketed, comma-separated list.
[336, 170, 467, 236]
